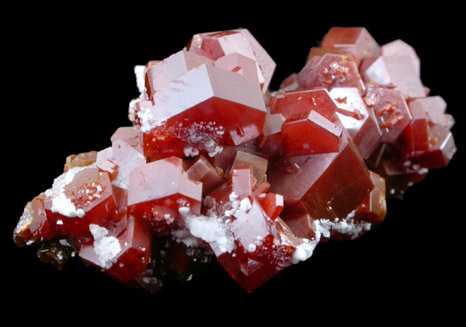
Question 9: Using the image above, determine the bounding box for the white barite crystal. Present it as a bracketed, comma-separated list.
[248, 243, 257, 252]
[134, 65, 146, 95]
[224, 192, 253, 217]
[76, 208, 86, 218]
[59, 239, 72, 247]
[292, 239, 318, 264]
[52, 194, 77, 217]
[292, 212, 371, 264]
[229, 192, 239, 202]
[239, 197, 252, 212]
[208, 145, 223, 157]
[137, 106, 164, 133]
[183, 146, 200, 157]
[45, 165, 94, 218]
[185, 213, 235, 255]
[178, 206, 191, 217]
[317, 212, 371, 241]
[89, 224, 122, 269]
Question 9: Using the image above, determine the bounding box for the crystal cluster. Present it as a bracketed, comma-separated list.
[13, 27, 456, 293]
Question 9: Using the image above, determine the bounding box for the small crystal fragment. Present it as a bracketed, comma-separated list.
[410, 123, 456, 169]
[280, 209, 316, 241]
[257, 193, 284, 221]
[364, 85, 413, 143]
[111, 126, 144, 154]
[329, 87, 382, 159]
[229, 150, 268, 185]
[360, 55, 425, 99]
[270, 88, 338, 120]
[380, 39, 421, 77]
[64, 151, 98, 172]
[37, 239, 73, 270]
[353, 171, 387, 225]
[185, 155, 224, 196]
[409, 96, 454, 129]
[281, 111, 343, 157]
[128, 156, 202, 235]
[307, 47, 355, 63]
[320, 27, 380, 64]
[297, 54, 365, 94]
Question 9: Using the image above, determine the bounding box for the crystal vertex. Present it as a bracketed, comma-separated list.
[14, 27, 456, 294]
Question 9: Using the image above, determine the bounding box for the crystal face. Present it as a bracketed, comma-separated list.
[13, 27, 456, 294]
[134, 63, 267, 160]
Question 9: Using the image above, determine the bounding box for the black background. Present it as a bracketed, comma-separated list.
[3, 3, 464, 323]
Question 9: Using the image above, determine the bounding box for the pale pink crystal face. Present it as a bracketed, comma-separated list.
[360, 56, 425, 99]
[136, 63, 266, 160]
[409, 96, 454, 129]
[297, 53, 365, 94]
[363, 85, 413, 143]
[329, 87, 382, 159]
[96, 139, 147, 190]
[128, 157, 203, 235]
[381, 39, 421, 77]
[110, 126, 144, 154]
[215, 52, 260, 86]
[144, 50, 214, 99]
[270, 88, 338, 120]
[187, 29, 276, 92]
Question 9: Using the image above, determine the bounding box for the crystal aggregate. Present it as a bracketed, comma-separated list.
[13, 27, 456, 293]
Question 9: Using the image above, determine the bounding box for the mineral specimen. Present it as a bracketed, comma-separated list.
[13, 27, 456, 293]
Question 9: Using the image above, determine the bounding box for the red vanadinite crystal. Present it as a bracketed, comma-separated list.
[281, 111, 343, 157]
[270, 88, 338, 119]
[79, 214, 152, 283]
[268, 126, 374, 221]
[135, 63, 267, 160]
[14, 27, 456, 294]
[201, 166, 297, 293]
[127, 156, 203, 235]
[329, 87, 382, 159]
[320, 27, 380, 64]
[297, 53, 365, 94]
[44, 167, 118, 242]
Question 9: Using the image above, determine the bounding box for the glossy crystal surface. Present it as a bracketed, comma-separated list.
[13, 27, 456, 294]
[320, 27, 380, 64]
